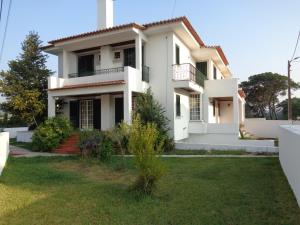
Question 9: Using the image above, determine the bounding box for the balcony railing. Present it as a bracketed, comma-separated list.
[142, 65, 150, 83]
[173, 63, 207, 87]
[68, 67, 125, 78]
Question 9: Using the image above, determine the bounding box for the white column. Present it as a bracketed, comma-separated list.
[48, 95, 56, 118]
[101, 94, 112, 130]
[62, 50, 70, 78]
[135, 35, 142, 70]
[233, 95, 239, 126]
[123, 90, 132, 124]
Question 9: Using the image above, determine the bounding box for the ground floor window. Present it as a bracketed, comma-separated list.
[80, 100, 93, 129]
[176, 95, 181, 117]
[190, 94, 201, 120]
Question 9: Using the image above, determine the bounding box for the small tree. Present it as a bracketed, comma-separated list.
[128, 116, 165, 195]
[0, 31, 53, 127]
[134, 88, 174, 152]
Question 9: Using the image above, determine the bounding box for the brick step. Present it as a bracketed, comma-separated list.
[54, 133, 80, 154]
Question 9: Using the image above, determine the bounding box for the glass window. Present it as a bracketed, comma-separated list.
[176, 45, 180, 65]
[80, 100, 93, 130]
[190, 94, 201, 120]
[213, 66, 217, 80]
[176, 95, 181, 117]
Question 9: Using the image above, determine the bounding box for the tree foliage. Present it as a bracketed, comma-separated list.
[278, 98, 300, 120]
[240, 72, 299, 119]
[0, 31, 53, 126]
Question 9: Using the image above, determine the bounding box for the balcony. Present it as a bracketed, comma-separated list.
[173, 63, 207, 87]
[68, 67, 125, 78]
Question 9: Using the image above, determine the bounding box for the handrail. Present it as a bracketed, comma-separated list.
[173, 63, 207, 87]
[68, 67, 125, 78]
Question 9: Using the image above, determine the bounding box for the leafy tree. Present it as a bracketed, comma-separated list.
[240, 72, 299, 119]
[134, 88, 174, 152]
[0, 31, 53, 127]
[278, 98, 300, 120]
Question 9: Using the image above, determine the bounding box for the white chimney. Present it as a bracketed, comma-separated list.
[97, 0, 114, 30]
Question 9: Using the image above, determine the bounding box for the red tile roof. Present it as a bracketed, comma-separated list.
[43, 16, 228, 65]
[238, 89, 246, 98]
[48, 80, 125, 91]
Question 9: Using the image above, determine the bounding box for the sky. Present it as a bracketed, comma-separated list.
[0, 0, 300, 101]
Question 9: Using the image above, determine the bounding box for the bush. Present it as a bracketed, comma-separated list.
[79, 130, 114, 161]
[134, 88, 175, 152]
[128, 116, 165, 195]
[32, 116, 73, 152]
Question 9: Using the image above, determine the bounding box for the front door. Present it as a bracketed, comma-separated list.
[115, 98, 124, 125]
[80, 100, 93, 129]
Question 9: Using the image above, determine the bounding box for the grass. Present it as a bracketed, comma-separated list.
[0, 156, 299, 225]
[10, 138, 33, 151]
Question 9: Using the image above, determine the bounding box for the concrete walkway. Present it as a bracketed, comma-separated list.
[9, 145, 69, 158]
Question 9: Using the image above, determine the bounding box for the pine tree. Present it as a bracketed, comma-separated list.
[0, 31, 53, 127]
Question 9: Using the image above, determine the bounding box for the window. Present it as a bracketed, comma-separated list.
[175, 45, 180, 65]
[213, 66, 217, 80]
[78, 55, 94, 77]
[176, 95, 181, 117]
[196, 62, 207, 77]
[114, 51, 121, 60]
[213, 100, 216, 116]
[124, 48, 136, 68]
[190, 94, 201, 120]
[80, 100, 93, 130]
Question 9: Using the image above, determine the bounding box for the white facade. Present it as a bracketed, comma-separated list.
[43, 11, 245, 143]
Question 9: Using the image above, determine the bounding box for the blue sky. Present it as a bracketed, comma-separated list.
[0, 0, 300, 97]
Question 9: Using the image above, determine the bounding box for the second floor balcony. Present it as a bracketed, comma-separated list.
[173, 63, 207, 88]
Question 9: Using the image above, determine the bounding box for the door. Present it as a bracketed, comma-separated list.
[115, 98, 124, 125]
[70, 101, 80, 129]
[78, 55, 94, 77]
[80, 100, 93, 129]
[93, 99, 101, 130]
[124, 48, 136, 68]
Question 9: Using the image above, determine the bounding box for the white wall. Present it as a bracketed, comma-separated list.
[3, 127, 28, 138]
[173, 90, 189, 141]
[279, 125, 300, 207]
[244, 118, 300, 138]
[17, 131, 33, 143]
[220, 101, 233, 123]
[0, 132, 9, 176]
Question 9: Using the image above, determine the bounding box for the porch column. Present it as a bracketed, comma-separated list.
[135, 35, 142, 70]
[48, 94, 56, 118]
[101, 94, 112, 130]
[233, 95, 239, 125]
[123, 90, 132, 124]
[62, 50, 70, 78]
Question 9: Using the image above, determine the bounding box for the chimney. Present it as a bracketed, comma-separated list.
[97, 0, 114, 30]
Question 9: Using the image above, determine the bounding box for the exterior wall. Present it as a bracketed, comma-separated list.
[219, 101, 233, 123]
[279, 125, 300, 206]
[3, 127, 28, 138]
[0, 132, 9, 176]
[244, 118, 300, 138]
[17, 131, 33, 143]
[207, 60, 223, 80]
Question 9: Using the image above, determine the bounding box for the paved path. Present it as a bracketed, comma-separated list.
[9, 145, 69, 158]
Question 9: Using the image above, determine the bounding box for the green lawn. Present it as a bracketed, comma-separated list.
[0, 156, 299, 225]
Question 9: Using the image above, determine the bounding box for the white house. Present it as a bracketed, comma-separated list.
[43, 0, 245, 144]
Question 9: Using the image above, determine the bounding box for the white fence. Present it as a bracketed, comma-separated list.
[279, 125, 300, 207]
[2, 127, 28, 138]
[0, 132, 9, 176]
[244, 118, 300, 138]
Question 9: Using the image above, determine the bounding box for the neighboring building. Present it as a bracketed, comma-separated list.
[43, 0, 245, 143]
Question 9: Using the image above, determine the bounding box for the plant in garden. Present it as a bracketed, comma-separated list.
[128, 116, 165, 195]
[134, 88, 175, 152]
[32, 116, 73, 152]
[79, 130, 114, 161]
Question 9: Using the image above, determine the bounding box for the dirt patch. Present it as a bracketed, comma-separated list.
[53, 160, 135, 184]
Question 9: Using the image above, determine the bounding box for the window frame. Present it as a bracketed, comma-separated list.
[176, 94, 181, 117]
[213, 66, 217, 80]
[190, 94, 201, 121]
[175, 44, 180, 65]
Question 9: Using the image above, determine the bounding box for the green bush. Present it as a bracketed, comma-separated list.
[128, 116, 165, 195]
[79, 130, 114, 161]
[32, 116, 73, 152]
[134, 88, 175, 152]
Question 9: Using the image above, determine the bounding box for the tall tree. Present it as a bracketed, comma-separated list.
[240, 72, 299, 119]
[278, 98, 300, 120]
[0, 31, 53, 127]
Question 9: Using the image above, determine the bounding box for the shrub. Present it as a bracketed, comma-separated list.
[128, 116, 165, 195]
[79, 130, 114, 161]
[32, 116, 73, 152]
[134, 88, 175, 152]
